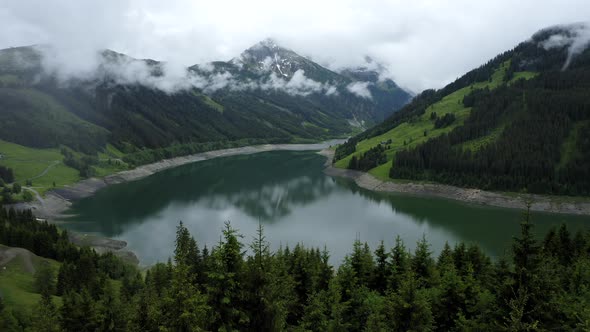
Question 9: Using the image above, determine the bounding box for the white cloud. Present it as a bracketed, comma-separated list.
[0, 0, 589, 92]
[195, 62, 215, 73]
[37, 44, 101, 82]
[325, 85, 338, 96]
[259, 70, 336, 96]
[260, 56, 274, 71]
[346, 81, 372, 99]
[27, 45, 335, 95]
[540, 23, 590, 70]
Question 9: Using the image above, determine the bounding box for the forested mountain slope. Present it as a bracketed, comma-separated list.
[334, 24, 590, 196]
[0, 41, 411, 155]
[0, 41, 410, 198]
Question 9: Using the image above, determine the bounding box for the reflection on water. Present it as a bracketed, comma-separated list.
[64, 151, 590, 265]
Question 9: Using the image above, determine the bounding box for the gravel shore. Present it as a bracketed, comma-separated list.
[8, 140, 588, 264]
[7, 141, 344, 264]
[16, 141, 343, 219]
[320, 149, 590, 216]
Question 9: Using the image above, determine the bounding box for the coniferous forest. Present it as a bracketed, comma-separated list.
[1, 4, 590, 332]
[1, 208, 590, 331]
[390, 71, 590, 195]
[335, 25, 590, 196]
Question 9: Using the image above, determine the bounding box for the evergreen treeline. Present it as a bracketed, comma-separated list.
[1, 208, 590, 331]
[0, 208, 129, 274]
[334, 43, 518, 163]
[61, 148, 100, 178]
[433, 113, 456, 129]
[348, 144, 387, 171]
[0, 44, 411, 157]
[122, 137, 289, 167]
[336, 25, 590, 196]
[334, 89, 441, 163]
[0, 166, 14, 183]
[391, 69, 590, 195]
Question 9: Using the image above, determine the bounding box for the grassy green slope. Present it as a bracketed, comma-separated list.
[0, 244, 124, 316]
[0, 245, 62, 313]
[0, 139, 80, 194]
[557, 120, 590, 170]
[334, 61, 537, 181]
[0, 139, 129, 196]
[509, 71, 538, 83]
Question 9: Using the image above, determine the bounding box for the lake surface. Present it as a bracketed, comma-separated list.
[64, 151, 590, 265]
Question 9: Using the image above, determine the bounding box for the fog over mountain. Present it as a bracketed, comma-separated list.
[1, 0, 589, 93]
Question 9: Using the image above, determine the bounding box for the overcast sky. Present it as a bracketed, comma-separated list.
[0, 0, 588, 92]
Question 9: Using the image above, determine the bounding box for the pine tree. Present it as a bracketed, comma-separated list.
[33, 262, 56, 296]
[433, 266, 466, 331]
[161, 222, 209, 331]
[557, 224, 573, 266]
[56, 262, 76, 295]
[0, 307, 19, 332]
[385, 272, 434, 332]
[389, 236, 410, 291]
[132, 277, 163, 332]
[350, 240, 374, 288]
[512, 208, 540, 293]
[29, 292, 61, 332]
[506, 207, 562, 329]
[318, 246, 333, 291]
[245, 223, 289, 331]
[300, 291, 330, 332]
[60, 290, 100, 332]
[207, 221, 247, 331]
[372, 240, 390, 294]
[412, 234, 436, 288]
[437, 242, 454, 273]
[288, 243, 315, 324]
[98, 282, 127, 332]
[120, 271, 144, 302]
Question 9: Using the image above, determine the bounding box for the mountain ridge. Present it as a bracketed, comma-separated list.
[334, 23, 590, 196]
[0, 40, 412, 156]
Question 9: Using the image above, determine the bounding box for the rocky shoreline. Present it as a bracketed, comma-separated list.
[8, 141, 345, 265]
[16, 140, 344, 219]
[320, 150, 590, 216]
[8, 141, 589, 265]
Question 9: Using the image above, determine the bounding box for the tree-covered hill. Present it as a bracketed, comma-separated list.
[1, 207, 590, 331]
[335, 24, 590, 196]
[0, 41, 410, 198]
[0, 41, 411, 155]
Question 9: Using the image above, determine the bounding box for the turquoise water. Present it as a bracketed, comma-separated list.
[63, 151, 590, 264]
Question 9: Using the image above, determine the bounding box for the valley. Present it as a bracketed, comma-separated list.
[335, 25, 590, 198]
[0, 8, 590, 330]
[57, 150, 590, 266]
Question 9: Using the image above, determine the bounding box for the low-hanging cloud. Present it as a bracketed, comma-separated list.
[36, 46, 200, 93]
[540, 23, 590, 70]
[99, 56, 195, 93]
[32, 46, 340, 96]
[1, 0, 590, 93]
[259, 70, 337, 96]
[346, 81, 372, 99]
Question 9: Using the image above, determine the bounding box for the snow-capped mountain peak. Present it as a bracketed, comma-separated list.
[232, 38, 311, 78]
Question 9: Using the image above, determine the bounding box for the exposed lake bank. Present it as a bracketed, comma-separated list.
[15, 140, 344, 220]
[320, 149, 590, 216]
[6, 142, 589, 266]
[7, 141, 344, 264]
